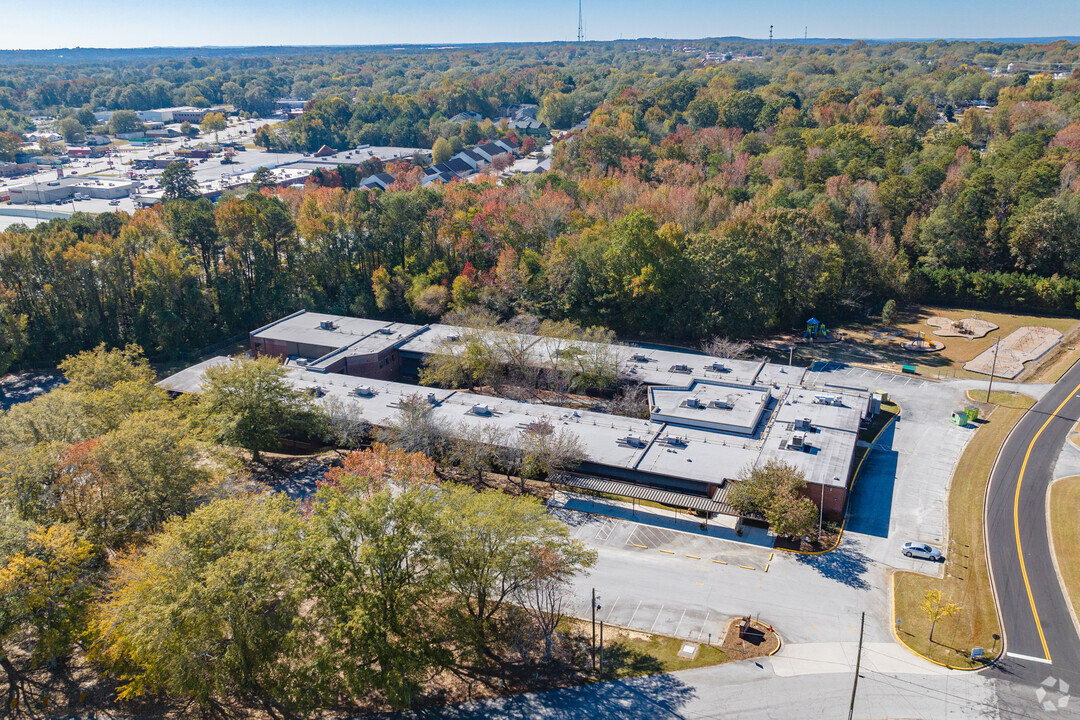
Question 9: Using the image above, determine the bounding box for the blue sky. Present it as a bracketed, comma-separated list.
[1, 0, 1077, 49]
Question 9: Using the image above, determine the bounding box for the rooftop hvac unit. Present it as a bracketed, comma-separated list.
[709, 399, 733, 409]
[670, 363, 691, 372]
[426, 393, 438, 404]
[708, 362, 726, 372]
[447, 334, 460, 342]
[319, 320, 336, 330]
[814, 394, 841, 406]
[631, 353, 649, 362]
[378, 327, 393, 335]
[309, 386, 325, 398]
[684, 397, 702, 408]
[790, 434, 805, 449]
[794, 417, 812, 430]
[296, 358, 309, 367]
[353, 385, 374, 397]
[470, 404, 492, 416]
[624, 435, 646, 448]
[664, 435, 686, 447]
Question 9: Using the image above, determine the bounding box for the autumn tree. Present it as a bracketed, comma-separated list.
[0, 520, 96, 709]
[376, 393, 446, 459]
[432, 136, 453, 164]
[90, 496, 305, 714]
[200, 111, 227, 143]
[920, 588, 962, 644]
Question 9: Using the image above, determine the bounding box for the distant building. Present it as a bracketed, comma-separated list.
[448, 111, 485, 124]
[67, 146, 105, 158]
[359, 172, 396, 190]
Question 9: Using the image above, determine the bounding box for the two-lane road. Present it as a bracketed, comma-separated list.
[986, 359, 1080, 686]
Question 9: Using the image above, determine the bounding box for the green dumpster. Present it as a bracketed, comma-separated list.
[951, 410, 968, 426]
[901, 365, 917, 374]
[965, 406, 979, 422]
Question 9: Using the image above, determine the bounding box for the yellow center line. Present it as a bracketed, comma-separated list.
[1013, 378, 1080, 663]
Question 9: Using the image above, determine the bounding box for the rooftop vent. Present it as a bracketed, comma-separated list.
[470, 403, 492, 416]
[319, 320, 336, 331]
[353, 385, 374, 397]
[426, 393, 438, 404]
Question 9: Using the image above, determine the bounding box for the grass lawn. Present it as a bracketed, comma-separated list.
[965, 389, 1033, 410]
[892, 392, 1034, 668]
[787, 305, 1077, 380]
[1049, 476, 1080, 626]
[597, 629, 730, 679]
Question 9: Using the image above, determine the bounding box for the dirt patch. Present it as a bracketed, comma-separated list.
[963, 326, 1063, 379]
[926, 316, 998, 339]
[720, 617, 780, 661]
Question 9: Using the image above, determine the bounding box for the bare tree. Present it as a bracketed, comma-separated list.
[611, 382, 650, 419]
[515, 542, 596, 661]
[448, 423, 509, 486]
[319, 396, 371, 450]
[518, 418, 584, 488]
[701, 336, 754, 359]
[377, 393, 446, 460]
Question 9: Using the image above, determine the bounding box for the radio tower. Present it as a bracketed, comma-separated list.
[577, 0, 584, 43]
[769, 25, 773, 48]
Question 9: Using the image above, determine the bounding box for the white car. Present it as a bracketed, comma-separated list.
[902, 542, 943, 561]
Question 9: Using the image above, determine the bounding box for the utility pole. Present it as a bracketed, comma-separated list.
[769, 25, 774, 51]
[818, 482, 825, 540]
[804, 26, 808, 40]
[986, 338, 1000, 402]
[847, 612, 865, 720]
[577, 0, 584, 43]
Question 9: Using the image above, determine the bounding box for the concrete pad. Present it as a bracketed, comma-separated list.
[964, 326, 1063, 379]
[927, 316, 999, 339]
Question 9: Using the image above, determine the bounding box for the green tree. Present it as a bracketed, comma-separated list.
[198, 356, 321, 463]
[728, 460, 818, 538]
[179, 121, 198, 138]
[304, 477, 451, 708]
[432, 136, 453, 164]
[58, 116, 86, 144]
[90, 496, 304, 713]
[160, 160, 200, 201]
[200, 111, 227, 143]
[107, 109, 145, 135]
[882, 299, 898, 325]
[59, 343, 156, 392]
[249, 166, 277, 191]
[434, 484, 595, 656]
[719, 91, 765, 133]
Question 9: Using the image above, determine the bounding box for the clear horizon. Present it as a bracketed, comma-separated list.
[0, 0, 1078, 51]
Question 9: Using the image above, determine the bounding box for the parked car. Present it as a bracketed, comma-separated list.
[902, 542, 942, 561]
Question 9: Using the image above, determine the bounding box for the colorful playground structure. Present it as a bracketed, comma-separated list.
[900, 330, 944, 352]
[803, 318, 837, 343]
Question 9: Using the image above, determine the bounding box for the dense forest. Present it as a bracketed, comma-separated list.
[4, 40, 1080, 374]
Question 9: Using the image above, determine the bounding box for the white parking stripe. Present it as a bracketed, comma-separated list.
[649, 604, 664, 632]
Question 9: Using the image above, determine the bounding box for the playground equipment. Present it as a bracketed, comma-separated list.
[900, 329, 944, 352]
[803, 318, 832, 343]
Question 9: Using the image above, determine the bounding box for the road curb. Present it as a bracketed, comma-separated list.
[1044, 476, 1080, 645]
[777, 402, 901, 556]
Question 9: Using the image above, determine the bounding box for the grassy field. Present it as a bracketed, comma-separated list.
[892, 392, 1034, 668]
[787, 306, 1077, 380]
[598, 630, 730, 679]
[965, 389, 1033, 410]
[1049, 476, 1080, 626]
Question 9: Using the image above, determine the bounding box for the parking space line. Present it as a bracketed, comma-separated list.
[739, 565, 755, 570]
[632, 544, 648, 549]
[627, 600, 642, 627]
[650, 604, 664, 632]
[712, 559, 728, 565]
[603, 596, 619, 623]
[685, 554, 700, 559]
[697, 611, 711, 641]
[659, 549, 675, 555]
[672, 609, 687, 636]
